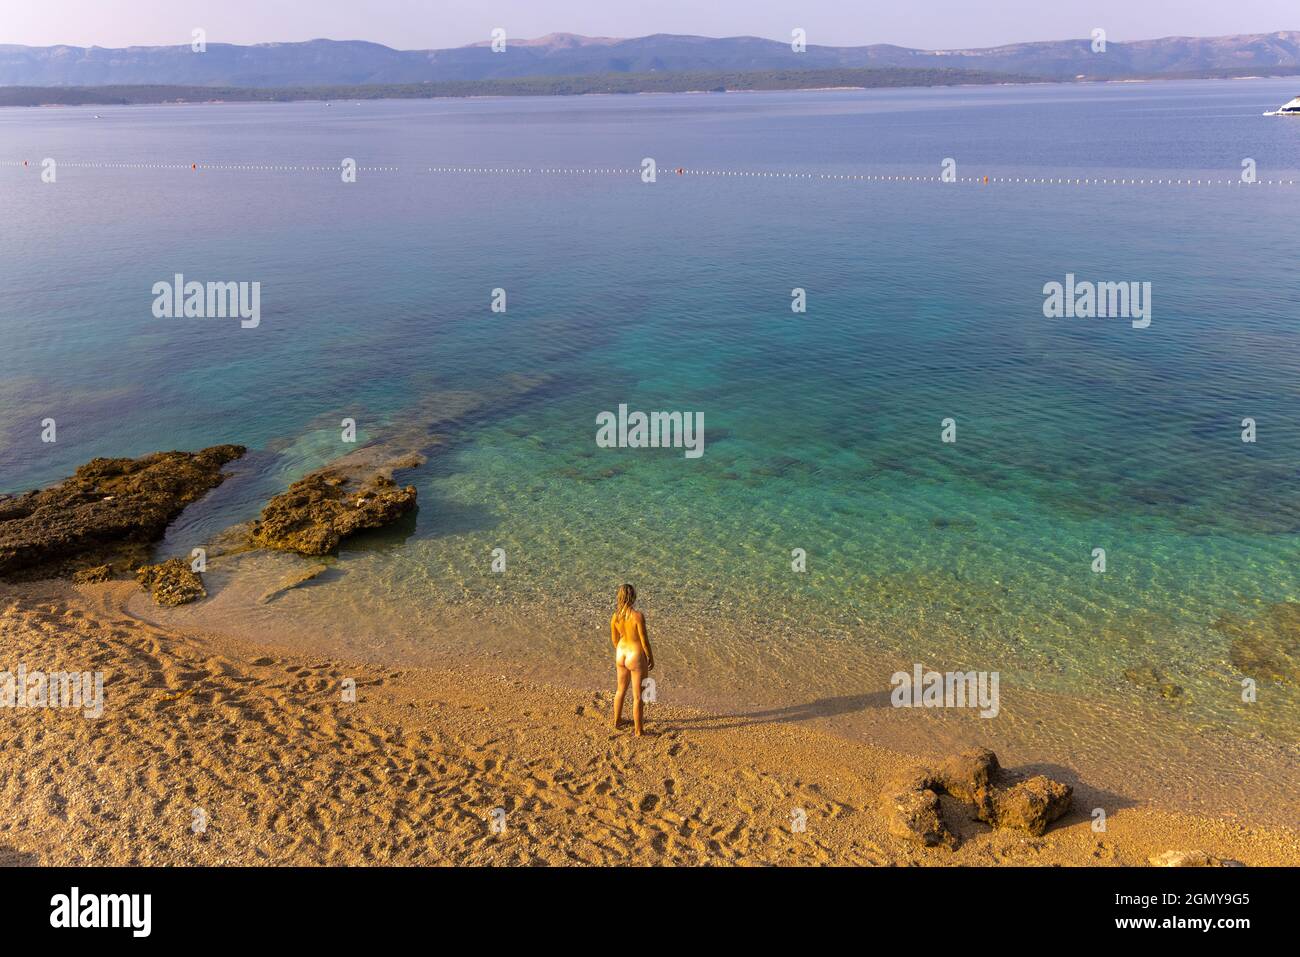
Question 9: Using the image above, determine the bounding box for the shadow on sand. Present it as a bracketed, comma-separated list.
[0, 845, 39, 866]
[664, 690, 894, 732]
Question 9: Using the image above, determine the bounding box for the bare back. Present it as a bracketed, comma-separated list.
[612, 608, 643, 646]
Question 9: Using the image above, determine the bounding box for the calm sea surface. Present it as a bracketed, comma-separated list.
[2, 79, 1298, 817]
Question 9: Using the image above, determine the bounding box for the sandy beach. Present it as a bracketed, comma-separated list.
[3, 577, 1295, 867]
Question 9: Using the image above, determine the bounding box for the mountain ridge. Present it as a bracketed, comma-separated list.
[2, 30, 1299, 87]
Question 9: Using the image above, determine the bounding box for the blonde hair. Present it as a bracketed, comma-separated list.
[615, 583, 636, 617]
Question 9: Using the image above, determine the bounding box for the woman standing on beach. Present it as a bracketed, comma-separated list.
[611, 583, 654, 736]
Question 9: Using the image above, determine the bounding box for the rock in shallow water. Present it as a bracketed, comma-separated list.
[1215, 603, 1300, 686]
[257, 562, 332, 603]
[1123, 665, 1185, 700]
[0, 445, 245, 580]
[71, 564, 113, 584]
[249, 469, 417, 556]
[136, 557, 206, 606]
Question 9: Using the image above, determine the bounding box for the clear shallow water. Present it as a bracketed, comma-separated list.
[2, 80, 1298, 814]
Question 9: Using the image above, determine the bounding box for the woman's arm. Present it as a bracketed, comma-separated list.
[637, 613, 653, 671]
[611, 615, 619, 650]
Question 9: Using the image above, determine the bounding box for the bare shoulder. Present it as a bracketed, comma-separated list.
[633, 609, 646, 623]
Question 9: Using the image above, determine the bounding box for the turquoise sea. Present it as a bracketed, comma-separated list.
[2, 79, 1298, 818]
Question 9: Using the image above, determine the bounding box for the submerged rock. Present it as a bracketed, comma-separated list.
[249, 469, 417, 556]
[136, 557, 206, 606]
[1123, 665, 1185, 700]
[237, 378, 562, 557]
[1215, 603, 1300, 686]
[257, 562, 332, 604]
[880, 748, 1073, 848]
[0, 445, 245, 581]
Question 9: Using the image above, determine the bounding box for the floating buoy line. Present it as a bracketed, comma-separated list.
[7, 160, 1297, 186]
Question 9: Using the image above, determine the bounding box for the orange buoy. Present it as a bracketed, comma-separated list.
[192, 163, 197, 170]
[676, 167, 684, 175]
[983, 175, 989, 184]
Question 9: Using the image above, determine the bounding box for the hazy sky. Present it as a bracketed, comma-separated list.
[4, 0, 1296, 50]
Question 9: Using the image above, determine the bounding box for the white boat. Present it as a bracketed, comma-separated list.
[1263, 94, 1300, 115]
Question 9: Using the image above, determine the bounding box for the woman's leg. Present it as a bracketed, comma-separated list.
[630, 665, 646, 736]
[612, 662, 630, 729]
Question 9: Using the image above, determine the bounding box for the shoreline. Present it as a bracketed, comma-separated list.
[3, 72, 1298, 111]
[3, 432, 1296, 859]
[3, 577, 1296, 866]
[132, 550, 1300, 832]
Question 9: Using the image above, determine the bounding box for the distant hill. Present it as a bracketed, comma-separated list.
[1, 31, 1299, 88]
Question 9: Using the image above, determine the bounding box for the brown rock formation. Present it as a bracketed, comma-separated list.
[989, 775, 1074, 835]
[238, 375, 557, 557]
[880, 747, 1073, 847]
[0, 445, 245, 580]
[880, 771, 956, 848]
[136, 558, 207, 606]
[249, 469, 417, 556]
[935, 746, 1000, 806]
[71, 564, 113, 584]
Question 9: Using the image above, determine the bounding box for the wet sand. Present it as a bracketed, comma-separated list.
[2, 578, 1296, 866]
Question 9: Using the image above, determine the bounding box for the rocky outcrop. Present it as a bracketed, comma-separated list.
[234, 377, 558, 557]
[1149, 850, 1245, 867]
[880, 770, 956, 849]
[136, 557, 206, 606]
[935, 747, 1000, 806]
[71, 564, 113, 584]
[249, 469, 417, 556]
[988, 775, 1074, 834]
[0, 445, 245, 581]
[1, 380, 557, 578]
[880, 748, 1073, 848]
